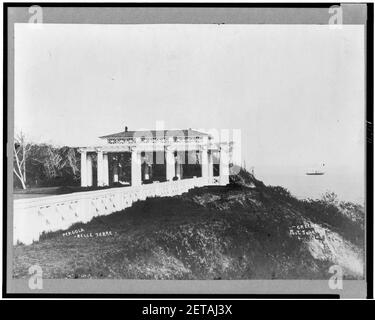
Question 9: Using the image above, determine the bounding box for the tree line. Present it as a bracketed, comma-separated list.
[13, 132, 81, 189]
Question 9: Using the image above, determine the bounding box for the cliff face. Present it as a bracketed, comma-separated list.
[13, 170, 364, 280]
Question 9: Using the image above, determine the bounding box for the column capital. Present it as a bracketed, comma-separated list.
[165, 145, 175, 152]
[130, 146, 139, 152]
[219, 144, 230, 152]
[200, 145, 208, 151]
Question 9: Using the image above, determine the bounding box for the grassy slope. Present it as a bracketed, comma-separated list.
[13, 170, 364, 280]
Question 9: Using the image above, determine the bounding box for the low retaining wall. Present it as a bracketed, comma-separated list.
[13, 177, 216, 245]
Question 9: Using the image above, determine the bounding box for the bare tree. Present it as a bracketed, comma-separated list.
[28, 144, 80, 184]
[45, 147, 61, 178]
[65, 148, 79, 175]
[31, 145, 63, 179]
[13, 131, 31, 189]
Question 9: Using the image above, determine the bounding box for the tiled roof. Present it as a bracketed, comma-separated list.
[100, 129, 210, 140]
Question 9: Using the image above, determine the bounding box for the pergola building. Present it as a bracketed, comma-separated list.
[79, 127, 233, 188]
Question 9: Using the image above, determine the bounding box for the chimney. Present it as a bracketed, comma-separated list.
[125, 126, 128, 132]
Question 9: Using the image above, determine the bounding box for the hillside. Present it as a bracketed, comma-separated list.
[13, 170, 365, 280]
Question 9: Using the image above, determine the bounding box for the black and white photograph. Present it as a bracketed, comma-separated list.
[3, 2, 373, 299]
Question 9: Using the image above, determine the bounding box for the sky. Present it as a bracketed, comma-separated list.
[14, 23, 365, 176]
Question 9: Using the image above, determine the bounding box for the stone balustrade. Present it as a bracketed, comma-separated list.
[13, 176, 217, 245]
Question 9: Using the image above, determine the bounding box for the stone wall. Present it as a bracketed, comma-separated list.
[13, 177, 214, 245]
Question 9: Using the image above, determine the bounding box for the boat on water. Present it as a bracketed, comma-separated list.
[306, 171, 325, 176]
[306, 164, 325, 176]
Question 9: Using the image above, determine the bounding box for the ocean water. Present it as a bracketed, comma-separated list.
[254, 166, 365, 205]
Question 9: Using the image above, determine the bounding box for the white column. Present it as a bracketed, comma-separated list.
[103, 153, 109, 186]
[201, 148, 208, 180]
[131, 149, 142, 186]
[175, 152, 183, 180]
[97, 150, 104, 186]
[87, 154, 93, 187]
[219, 145, 230, 185]
[80, 151, 87, 187]
[176, 163, 182, 179]
[113, 158, 119, 183]
[208, 150, 214, 183]
[166, 149, 175, 181]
